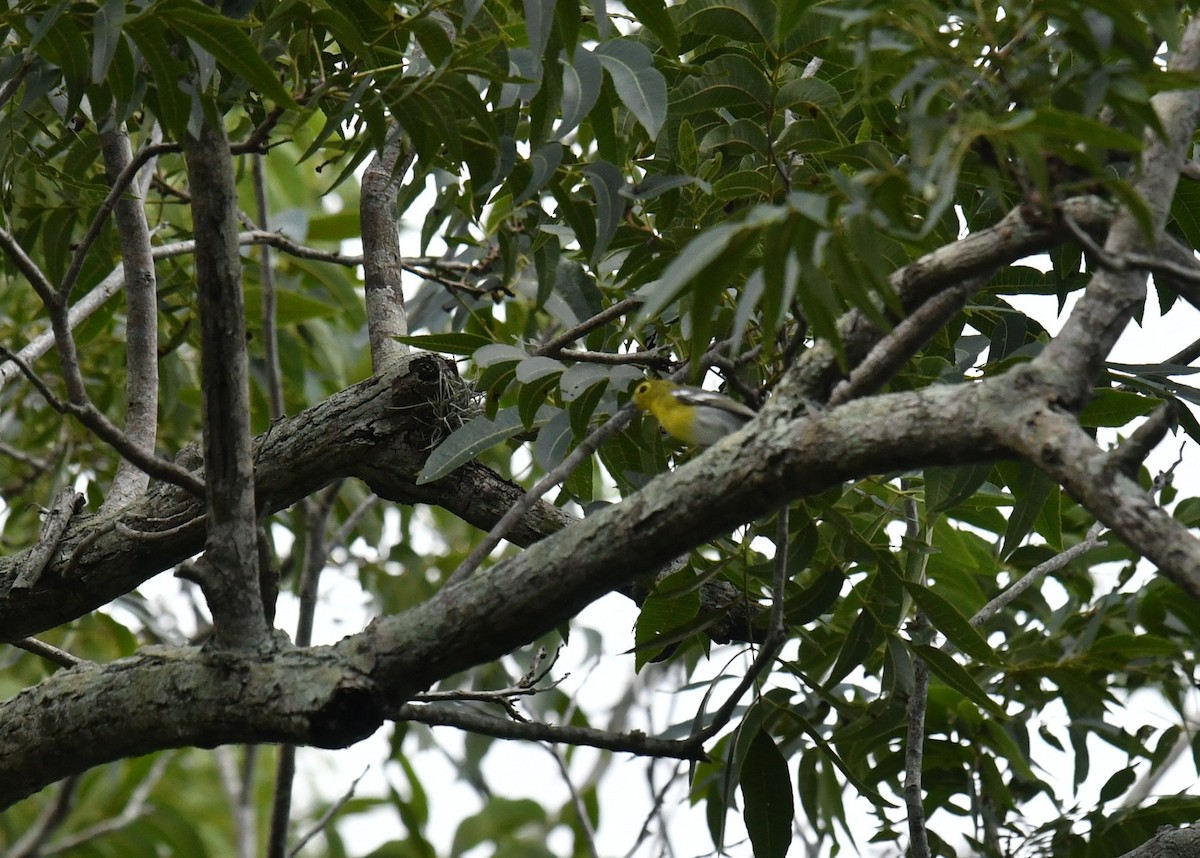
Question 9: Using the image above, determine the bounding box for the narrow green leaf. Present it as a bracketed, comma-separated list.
[997, 461, 1056, 559]
[903, 581, 1001, 666]
[392, 333, 491, 356]
[633, 587, 700, 669]
[595, 39, 666, 139]
[516, 143, 563, 204]
[534, 411, 573, 472]
[417, 408, 525, 484]
[740, 729, 794, 858]
[410, 14, 452, 68]
[91, 0, 125, 83]
[474, 343, 528, 367]
[524, 0, 556, 57]
[559, 363, 610, 401]
[557, 47, 602, 140]
[925, 464, 993, 514]
[824, 607, 880, 688]
[582, 161, 625, 263]
[623, 0, 678, 53]
[1079, 388, 1161, 428]
[1098, 766, 1137, 803]
[914, 644, 1006, 719]
[158, 2, 296, 107]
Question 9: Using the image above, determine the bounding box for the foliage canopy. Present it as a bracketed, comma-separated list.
[4, 1, 1200, 857]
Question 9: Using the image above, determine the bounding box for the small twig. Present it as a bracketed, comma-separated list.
[252, 154, 286, 421]
[0, 440, 51, 472]
[1063, 211, 1200, 285]
[444, 401, 638, 586]
[268, 485, 340, 858]
[37, 754, 172, 856]
[115, 514, 206, 541]
[57, 141, 178, 302]
[4, 774, 79, 858]
[329, 493, 379, 552]
[10, 636, 89, 669]
[0, 226, 58, 306]
[904, 657, 932, 858]
[394, 703, 707, 760]
[828, 276, 987, 406]
[0, 347, 205, 496]
[681, 509, 791, 751]
[535, 296, 644, 357]
[12, 489, 84, 589]
[558, 347, 673, 368]
[548, 745, 601, 858]
[1103, 401, 1179, 478]
[286, 767, 370, 858]
[621, 763, 684, 858]
[969, 525, 1106, 629]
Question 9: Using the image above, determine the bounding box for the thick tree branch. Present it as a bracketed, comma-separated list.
[1031, 19, 1200, 408]
[183, 119, 269, 650]
[0, 357, 572, 641]
[361, 131, 416, 372]
[99, 122, 160, 509]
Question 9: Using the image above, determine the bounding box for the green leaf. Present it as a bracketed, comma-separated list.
[1098, 766, 1136, 803]
[914, 644, 1006, 719]
[594, 39, 666, 139]
[903, 581, 1001, 666]
[1079, 388, 1161, 428]
[997, 461, 1056, 559]
[624, 0, 678, 52]
[633, 585, 700, 669]
[91, 0, 126, 84]
[153, 0, 296, 108]
[417, 408, 525, 484]
[557, 47, 602, 140]
[410, 14, 452, 68]
[582, 161, 625, 263]
[824, 606, 880, 689]
[740, 728, 794, 858]
[534, 411, 572, 471]
[925, 464, 993, 515]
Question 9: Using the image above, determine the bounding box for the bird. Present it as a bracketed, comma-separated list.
[631, 379, 756, 446]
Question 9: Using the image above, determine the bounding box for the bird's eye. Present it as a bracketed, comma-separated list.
[636, 382, 648, 394]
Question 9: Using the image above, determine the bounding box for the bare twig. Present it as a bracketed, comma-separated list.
[904, 658, 932, 858]
[0, 346, 205, 496]
[287, 767, 369, 858]
[535, 296, 644, 357]
[969, 526, 1107, 629]
[394, 703, 707, 760]
[268, 484, 340, 858]
[558, 347, 673, 368]
[10, 636, 88, 669]
[444, 402, 638, 586]
[4, 775, 79, 858]
[829, 276, 987, 407]
[548, 745, 601, 858]
[252, 154, 286, 420]
[36, 754, 172, 856]
[57, 141, 178, 302]
[1104, 401, 1179, 478]
[12, 489, 84, 590]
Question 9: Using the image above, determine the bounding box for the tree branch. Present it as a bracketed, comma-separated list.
[99, 121, 160, 509]
[361, 131, 416, 372]
[183, 117, 270, 650]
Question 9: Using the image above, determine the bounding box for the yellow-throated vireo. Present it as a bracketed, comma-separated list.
[632, 379, 756, 446]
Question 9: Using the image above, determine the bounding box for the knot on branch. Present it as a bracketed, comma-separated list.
[308, 680, 384, 748]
